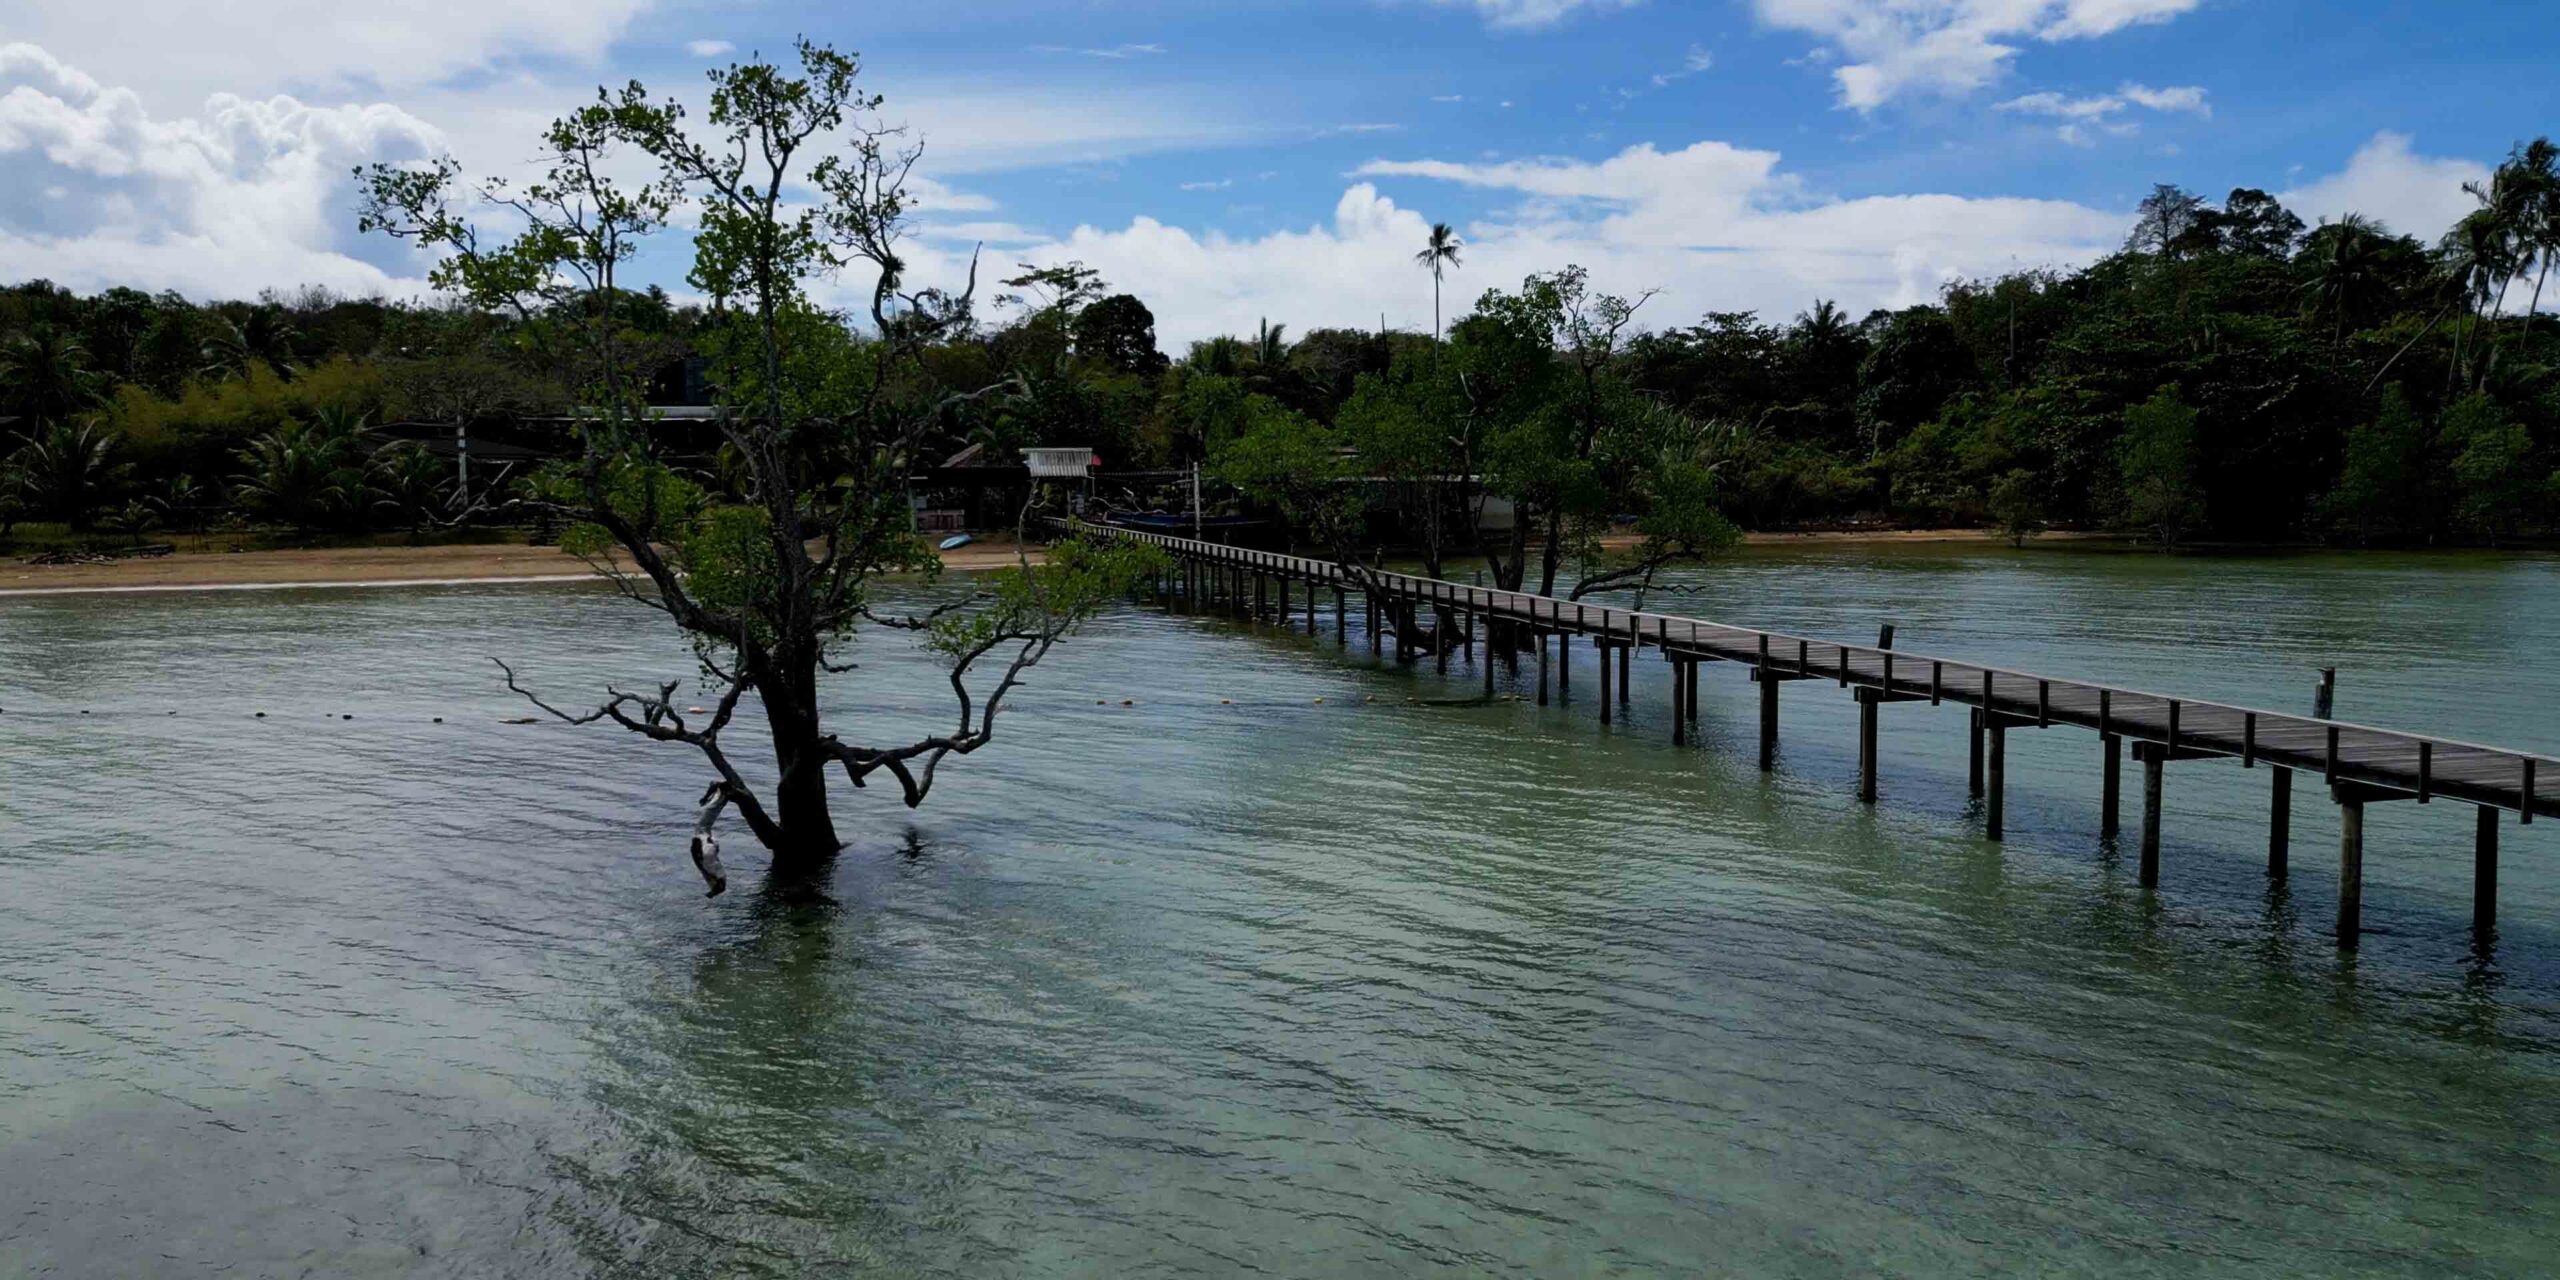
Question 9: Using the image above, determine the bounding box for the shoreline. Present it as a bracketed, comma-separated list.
[3, 526, 2499, 598]
[0, 538, 1056, 598]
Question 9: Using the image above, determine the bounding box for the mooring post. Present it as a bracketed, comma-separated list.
[2269, 767, 2292, 879]
[2315, 666, 2337, 720]
[1335, 586, 1346, 645]
[1757, 669, 1778, 770]
[1986, 722, 2007, 841]
[1558, 629, 1571, 701]
[2475, 803, 2499, 943]
[1968, 709, 1985, 797]
[2100, 733, 2121, 838]
[1305, 578, 1317, 638]
[2139, 743, 2165, 889]
[1599, 641, 1615, 726]
[1856, 688, 1880, 803]
[2337, 796, 2365, 947]
[1537, 630, 1551, 706]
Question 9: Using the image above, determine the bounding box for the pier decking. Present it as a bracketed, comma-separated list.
[1096, 525, 2556, 950]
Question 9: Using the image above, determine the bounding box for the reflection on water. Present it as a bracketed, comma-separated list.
[3, 544, 2559, 1276]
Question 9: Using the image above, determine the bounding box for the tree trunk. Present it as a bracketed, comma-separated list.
[762, 652, 843, 875]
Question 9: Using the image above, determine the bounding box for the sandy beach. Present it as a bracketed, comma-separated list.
[0, 536, 1058, 596]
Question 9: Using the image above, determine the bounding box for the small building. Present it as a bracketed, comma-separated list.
[1022, 447, 1099, 479]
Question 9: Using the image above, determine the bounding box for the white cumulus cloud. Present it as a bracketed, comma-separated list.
[917, 138, 2129, 346]
[686, 39, 736, 59]
[1432, 0, 1644, 31]
[11, 0, 648, 107]
[2279, 132, 2490, 245]
[0, 43, 441, 299]
[1754, 0, 2205, 110]
[1996, 81, 2207, 143]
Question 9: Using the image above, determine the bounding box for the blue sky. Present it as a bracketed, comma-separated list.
[2, 0, 2549, 342]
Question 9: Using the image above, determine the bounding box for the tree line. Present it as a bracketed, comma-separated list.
[2, 136, 2554, 556]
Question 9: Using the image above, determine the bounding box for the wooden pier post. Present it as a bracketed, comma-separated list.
[1686, 659, 1700, 723]
[2100, 733, 2121, 838]
[1334, 587, 1346, 644]
[1671, 660, 1687, 746]
[1537, 631, 1550, 706]
[1966, 706, 1986, 793]
[1599, 641, 1614, 726]
[1558, 630, 1571, 700]
[1617, 633, 1631, 706]
[2268, 767, 2291, 879]
[1985, 722, 2007, 841]
[1757, 670, 1778, 770]
[2475, 803, 2499, 942]
[1305, 578, 1317, 638]
[1255, 572, 1266, 620]
[1436, 595, 1450, 674]
[1483, 614, 1497, 696]
[1367, 593, 1380, 653]
[1856, 688, 1880, 804]
[2139, 743, 2165, 889]
[2337, 795, 2365, 947]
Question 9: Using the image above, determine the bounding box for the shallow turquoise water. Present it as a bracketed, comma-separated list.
[2, 543, 2556, 1276]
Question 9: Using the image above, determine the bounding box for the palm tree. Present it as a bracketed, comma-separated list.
[1414, 222, 1463, 348]
[2300, 214, 2386, 344]
[199, 306, 302, 382]
[0, 327, 102, 427]
[9, 419, 129, 530]
[2491, 138, 2558, 358]
[231, 409, 372, 533]
[369, 440, 451, 533]
[2439, 207, 2514, 391]
[1252, 318, 1288, 367]
[1187, 336, 1247, 376]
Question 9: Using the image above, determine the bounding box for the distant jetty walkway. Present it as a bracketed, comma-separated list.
[1094, 524, 2556, 952]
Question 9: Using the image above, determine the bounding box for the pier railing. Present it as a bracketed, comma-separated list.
[1089, 523, 2556, 947]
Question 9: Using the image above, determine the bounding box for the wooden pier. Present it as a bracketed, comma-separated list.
[1104, 526, 2558, 951]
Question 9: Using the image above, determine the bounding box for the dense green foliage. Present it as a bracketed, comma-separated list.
[6, 139, 2557, 552]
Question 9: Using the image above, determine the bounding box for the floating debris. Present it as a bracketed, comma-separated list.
[503, 717, 540, 725]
